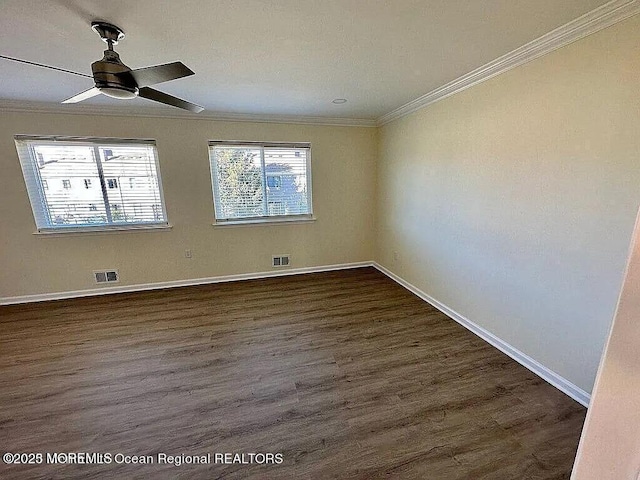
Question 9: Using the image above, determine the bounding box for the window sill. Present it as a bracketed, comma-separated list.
[33, 224, 173, 236]
[212, 216, 317, 228]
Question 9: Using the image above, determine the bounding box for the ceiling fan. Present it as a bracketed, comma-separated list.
[0, 21, 204, 113]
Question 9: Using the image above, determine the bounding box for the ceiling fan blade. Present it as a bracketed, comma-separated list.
[0, 54, 92, 78]
[62, 87, 101, 104]
[122, 62, 194, 87]
[138, 87, 203, 113]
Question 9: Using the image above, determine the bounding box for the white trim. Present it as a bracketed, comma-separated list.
[372, 262, 591, 407]
[1, 2, 636, 129]
[0, 100, 377, 128]
[213, 217, 316, 228]
[33, 224, 173, 236]
[377, 0, 640, 125]
[0, 261, 372, 306]
[0, 259, 591, 406]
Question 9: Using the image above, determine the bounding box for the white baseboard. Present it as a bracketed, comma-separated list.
[1, 259, 590, 406]
[0, 261, 373, 306]
[372, 262, 591, 407]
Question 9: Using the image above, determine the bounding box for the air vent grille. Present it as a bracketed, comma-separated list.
[272, 255, 290, 268]
[94, 270, 119, 284]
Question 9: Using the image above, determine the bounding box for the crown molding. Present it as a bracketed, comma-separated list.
[377, 0, 640, 126]
[2, 0, 636, 129]
[0, 99, 377, 128]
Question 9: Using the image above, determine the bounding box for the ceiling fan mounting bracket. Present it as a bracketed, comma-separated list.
[91, 22, 125, 45]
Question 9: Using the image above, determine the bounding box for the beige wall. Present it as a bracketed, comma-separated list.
[0, 113, 377, 298]
[571, 208, 640, 479]
[376, 15, 640, 393]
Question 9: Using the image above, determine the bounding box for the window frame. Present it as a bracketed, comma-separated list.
[15, 135, 170, 234]
[208, 140, 314, 225]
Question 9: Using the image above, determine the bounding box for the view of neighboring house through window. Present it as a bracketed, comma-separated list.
[208, 141, 312, 223]
[14, 136, 168, 231]
[266, 175, 281, 189]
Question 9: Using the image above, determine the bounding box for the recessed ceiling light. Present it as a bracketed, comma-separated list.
[332, 98, 347, 104]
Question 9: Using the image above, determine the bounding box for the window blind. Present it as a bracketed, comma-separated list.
[209, 141, 312, 222]
[14, 136, 167, 231]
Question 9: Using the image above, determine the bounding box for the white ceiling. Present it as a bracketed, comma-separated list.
[0, 0, 611, 120]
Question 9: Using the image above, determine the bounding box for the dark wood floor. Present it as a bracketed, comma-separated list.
[0, 267, 585, 479]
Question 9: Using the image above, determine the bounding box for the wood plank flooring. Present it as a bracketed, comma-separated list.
[0, 267, 586, 479]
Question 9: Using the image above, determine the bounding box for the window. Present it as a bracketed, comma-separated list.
[15, 136, 168, 232]
[209, 141, 312, 223]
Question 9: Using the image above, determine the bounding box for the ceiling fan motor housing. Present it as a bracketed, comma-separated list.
[91, 50, 138, 98]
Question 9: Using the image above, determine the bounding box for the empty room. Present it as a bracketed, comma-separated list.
[1, 0, 639, 478]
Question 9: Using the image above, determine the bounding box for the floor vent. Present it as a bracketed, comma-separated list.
[94, 270, 119, 284]
[272, 255, 291, 268]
